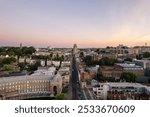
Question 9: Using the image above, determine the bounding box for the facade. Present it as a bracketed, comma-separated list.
[86, 66, 99, 79]
[100, 63, 145, 79]
[58, 67, 70, 86]
[61, 61, 71, 67]
[133, 46, 150, 55]
[92, 53, 100, 61]
[73, 44, 79, 56]
[93, 82, 150, 100]
[115, 63, 144, 77]
[80, 71, 90, 80]
[133, 60, 150, 77]
[134, 59, 150, 69]
[100, 66, 122, 78]
[81, 81, 87, 88]
[0, 67, 62, 100]
[105, 45, 131, 57]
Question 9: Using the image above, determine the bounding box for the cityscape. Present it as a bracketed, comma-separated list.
[0, 0, 150, 100]
[0, 44, 150, 100]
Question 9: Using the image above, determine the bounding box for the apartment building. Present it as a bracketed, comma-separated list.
[93, 82, 150, 100]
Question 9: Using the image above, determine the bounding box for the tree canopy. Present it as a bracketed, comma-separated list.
[83, 56, 117, 66]
[0, 46, 36, 57]
[143, 52, 150, 58]
[120, 72, 137, 82]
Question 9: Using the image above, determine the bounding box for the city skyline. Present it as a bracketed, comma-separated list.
[0, 0, 150, 48]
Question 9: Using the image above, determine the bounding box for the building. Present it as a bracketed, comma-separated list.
[92, 52, 100, 61]
[0, 67, 62, 100]
[104, 45, 131, 57]
[100, 66, 122, 78]
[93, 82, 150, 100]
[61, 61, 71, 67]
[81, 81, 87, 88]
[72, 44, 79, 56]
[133, 46, 150, 55]
[134, 60, 150, 77]
[134, 59, 150, 69]
[80, 71, 90, 80]
[115, 63, 144, 77]
[58, 67, 70, 86]
[86, 66, 99, 79]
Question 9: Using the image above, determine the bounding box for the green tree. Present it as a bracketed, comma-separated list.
[99, 57, 117, 66]
[2, 57, 16, 64]
[27, 60, 41, 72]
[22, 46, 36, 64]
[124, 58, 133, 62]
[79, 51, 84, 58]
[0, 58, 3, 67]
[18, 62, 26, 71]
[14, 48, 22, 64]
[56, 93, 66, 100]
[50, 52, 53, 58]
[143, 52, 150, 58]
[120, 72, 137, 82]
[61, 55, 64, 61]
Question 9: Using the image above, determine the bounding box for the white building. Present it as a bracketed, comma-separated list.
[134, 59, 150, 69]
[115, 63, 144, 71]
[0, 67, 62, 100]
[93, 82, 150, 100]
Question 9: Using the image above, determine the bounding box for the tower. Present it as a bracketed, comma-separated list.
[73, 44, 78, 55]
[20, 43, 22, 48]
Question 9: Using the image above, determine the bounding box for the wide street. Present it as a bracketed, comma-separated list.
[71, 56, 80, 100]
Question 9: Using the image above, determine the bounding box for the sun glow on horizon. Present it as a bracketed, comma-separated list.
[0, 0, 150, 48]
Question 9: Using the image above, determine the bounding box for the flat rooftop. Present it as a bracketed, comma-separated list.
[0, 75, 53, 84]
[115, 63, 143, 68]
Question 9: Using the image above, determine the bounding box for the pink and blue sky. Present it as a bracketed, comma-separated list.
[0, 0, 150, 48]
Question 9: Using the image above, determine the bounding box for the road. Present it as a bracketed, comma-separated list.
[71, 56, 80, 100]
[82, 88, 94, 100]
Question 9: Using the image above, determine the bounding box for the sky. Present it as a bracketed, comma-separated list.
[0, 0, 150, 48]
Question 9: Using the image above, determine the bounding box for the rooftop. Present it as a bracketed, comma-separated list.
[115, 63, 143, 69]
[102, 82, 145, 88]
[0, 75, 53, 84]
[58, 67, 70, 72]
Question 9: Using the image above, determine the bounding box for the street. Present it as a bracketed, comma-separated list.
[71, 56, 80, 100]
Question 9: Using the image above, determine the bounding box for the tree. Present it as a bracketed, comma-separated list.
[18, 63, 26, 71]
[50, 52, 53, 58]
[2, 57, 16, 65]
[14, 48, 22, 64]
[124, 58, 133, 62]
[56, 93, 66, 100]
[83, 55, 98, 66]
[21, 46, 36, 64]
[143, 52, 150, 58]
[61, 55, 64, 61]
[120, 72, 137, 82]
[22, 46, 35, 55]
[0, 58, 3, 67]
[79, 51, 84, 58]
[99, 57, 117, 66]
[27, 60, 41, 72]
